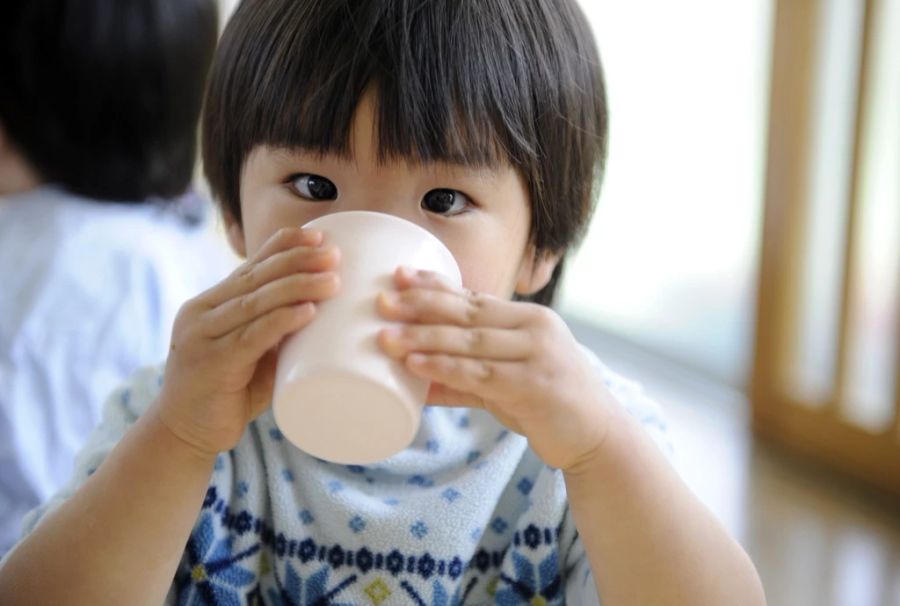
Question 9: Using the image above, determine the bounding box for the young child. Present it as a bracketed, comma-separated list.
[0, 0, 234, 555]
[0, 0, 766, 604]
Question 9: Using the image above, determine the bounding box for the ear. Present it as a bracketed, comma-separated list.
[514, 246, 562, 296]
[224, 213, 247, 258]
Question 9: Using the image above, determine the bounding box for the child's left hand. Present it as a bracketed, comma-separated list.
[377, 266, 619, 472]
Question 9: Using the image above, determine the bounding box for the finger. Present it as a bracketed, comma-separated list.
[203, 243, 338, 309]
[377, 287, 534, 329]
[425, 382, 486, 408]
[247, 348, 279, 419]
[405, 353, 523, 401]
[393, 266, 458, 293]
[378, 325, 532, 361]
[425, 383, 526, 436]
[249, 227, 323, 265]
[203, 271, 339, 337]
[202, 228, 331, 307]
[220, 302, 317, 365]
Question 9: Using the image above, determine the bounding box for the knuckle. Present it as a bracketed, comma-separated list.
[173, 303, 193, 326]
[475, 360, 494, 382]
[172, 305, 192, 329]
[234, 260, 253, 277]
[236, 325, 254, 348]
[236, 263, 256, 288]
[238, 293, 257, 314]
[424, 271, 447, 289]
[173, 304, 202, 336]
[532, 362, 558, 391]
[168, 332, 187, 354]
[448, 356, 465, 375]
[530, 304, 557, 328]
[463, 291, 484, 325]
[466, 328, 485, 353]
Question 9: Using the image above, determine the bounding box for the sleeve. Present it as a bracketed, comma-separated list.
[16, 364, 164, 540]
[559, 345, 677, 604]
[579, 345, 674, 462]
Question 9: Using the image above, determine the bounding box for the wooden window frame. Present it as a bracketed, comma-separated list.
[752, 0, 900, 500]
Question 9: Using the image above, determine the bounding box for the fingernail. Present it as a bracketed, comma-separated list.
[379, 291, 413, 317]
[408, 353, 427, 365]
[381, 327, 405, 349]
[379, 327, 407, 357]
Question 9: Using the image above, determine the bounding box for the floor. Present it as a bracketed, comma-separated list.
[569, 319, 900, 606]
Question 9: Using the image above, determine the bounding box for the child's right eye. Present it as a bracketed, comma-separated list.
[286, 174, 338, 201]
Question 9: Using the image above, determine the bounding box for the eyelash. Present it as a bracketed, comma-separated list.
[421, 188, 473, 216]
[285, 174, 337, 201]
[284, 173, 476, 216]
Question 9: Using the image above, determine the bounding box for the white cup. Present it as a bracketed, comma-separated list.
[272, 211, 462, 464]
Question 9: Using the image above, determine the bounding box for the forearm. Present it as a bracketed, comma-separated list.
[564, 405, 765, 606]
[0, 400, 216, 606]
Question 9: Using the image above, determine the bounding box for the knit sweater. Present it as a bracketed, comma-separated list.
[20, 346, 671, 605]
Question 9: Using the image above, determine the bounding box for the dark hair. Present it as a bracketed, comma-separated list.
[203, 0, 607, 306]
[0, 0, 219, 202]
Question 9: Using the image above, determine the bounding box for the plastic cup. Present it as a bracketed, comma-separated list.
[272, 211, 462, 464]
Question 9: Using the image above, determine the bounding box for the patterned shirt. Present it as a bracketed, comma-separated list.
[20, 347, 671, 605]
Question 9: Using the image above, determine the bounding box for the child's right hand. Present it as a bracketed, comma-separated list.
[155, 227, 340, 458]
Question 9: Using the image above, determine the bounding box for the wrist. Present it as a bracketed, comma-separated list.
[561, 398, 641, 480]
[149, 398, 222, 466]
[552, 374, 630, 476]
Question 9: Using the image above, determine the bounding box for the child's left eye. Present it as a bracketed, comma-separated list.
[421, 189, 471, 216]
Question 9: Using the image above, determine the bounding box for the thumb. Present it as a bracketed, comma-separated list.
[425, 382, 485, 409]
[248, 348, 278, 419]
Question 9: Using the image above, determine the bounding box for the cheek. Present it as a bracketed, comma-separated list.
[453, 254, 519, 298]
[238, 216, 268, 257]
[443, 219, 531, 298]
[240, 214, 290, 258]
[238, 199, 301, 257]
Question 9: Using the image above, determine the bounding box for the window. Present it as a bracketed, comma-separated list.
[561, 0, 774, 387]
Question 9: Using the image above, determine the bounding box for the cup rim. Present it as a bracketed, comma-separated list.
[302, 210, 462, 286]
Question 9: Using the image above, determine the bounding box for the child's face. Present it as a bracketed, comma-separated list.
[228, 91, 557, 299]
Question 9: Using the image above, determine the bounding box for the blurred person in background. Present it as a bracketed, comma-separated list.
[0, 0, 234, 554]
